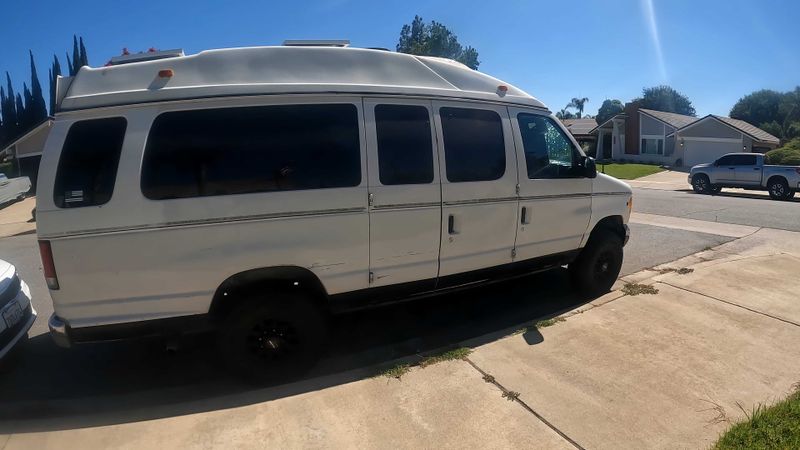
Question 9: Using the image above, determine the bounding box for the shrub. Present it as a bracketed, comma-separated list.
[765, 139, 800, 165]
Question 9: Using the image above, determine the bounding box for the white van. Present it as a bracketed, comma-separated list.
[38, 43, 632, 378]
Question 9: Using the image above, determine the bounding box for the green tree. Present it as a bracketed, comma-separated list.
[397, 15, 480, 69]
[49, 55, 62, 113]
[731, 87, 800, 141]
[634, 85, 696, 116]
[596, 99, 624, 125]
[730, 89, 783, 127]
[2, 73, 18, 143]
[555, 108, 575, 120]
[567, 97, 589, 119]
[27, 51, 48, 126]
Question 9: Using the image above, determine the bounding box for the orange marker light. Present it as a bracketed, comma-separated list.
[158, 69, 174, 78]
[497, 85, 508, 93]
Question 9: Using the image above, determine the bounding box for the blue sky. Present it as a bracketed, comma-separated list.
[1, 0, 798, 117]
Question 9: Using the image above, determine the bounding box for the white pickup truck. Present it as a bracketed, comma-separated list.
[689, 153, 800, 200]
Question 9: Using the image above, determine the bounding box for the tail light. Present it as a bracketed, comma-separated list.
[38, 240, 60, 290]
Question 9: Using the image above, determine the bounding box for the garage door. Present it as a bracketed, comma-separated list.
[683, 140, 742, 167]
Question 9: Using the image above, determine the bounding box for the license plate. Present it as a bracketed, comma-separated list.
[2, 302, 23, 329]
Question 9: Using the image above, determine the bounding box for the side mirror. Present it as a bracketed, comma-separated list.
[584, 156, 597, 178]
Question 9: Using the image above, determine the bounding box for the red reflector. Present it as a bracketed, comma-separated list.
[497, 85, 509, 93]
[158, 69, 174, 78]
[38, 240, 60, 290]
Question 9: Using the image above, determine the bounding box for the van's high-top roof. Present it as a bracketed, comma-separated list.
[57, 46, 546, 112]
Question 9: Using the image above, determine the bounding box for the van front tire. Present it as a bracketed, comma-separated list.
[216, 292, 328, 383]
[570, 231, 623, 298]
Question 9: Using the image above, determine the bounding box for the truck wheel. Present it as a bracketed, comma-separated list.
[692, 174, 711, 194]
[709, 185, 722, 195]
[216, 292, 328, 383]
[767, 177, 791, 200]
[569, 230, 623, 298]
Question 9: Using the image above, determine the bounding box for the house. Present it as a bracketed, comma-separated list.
[0, 118, 53, 191]
[591, 104, 780, 167]
[561, 118, 597, 153]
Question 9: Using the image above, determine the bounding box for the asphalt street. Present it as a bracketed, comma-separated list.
[633, 187, 800, 231]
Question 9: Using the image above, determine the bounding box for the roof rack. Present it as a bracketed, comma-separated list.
[109, 49, 185, 66]
[282, 40, 350, 47]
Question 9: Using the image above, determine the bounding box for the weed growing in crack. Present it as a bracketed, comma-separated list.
[535, 317, 566, 328]
[502, 391, 520, 401]
[379, 364, 411, 380]
[483, 374, 495, 383]
[622, 283, 659, 296]
[419, 347, 472, 367]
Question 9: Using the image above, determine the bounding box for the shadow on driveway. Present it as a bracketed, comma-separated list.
[0, 268, 590, 433]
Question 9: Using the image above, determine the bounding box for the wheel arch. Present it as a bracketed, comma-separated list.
[766, 174, 788, 188]
[584, 215, 626, 246]
[208, 266, 330, 321]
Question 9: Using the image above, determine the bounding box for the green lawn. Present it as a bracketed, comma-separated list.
[597, 163, 664, 180]
[713, 390, 800, 449]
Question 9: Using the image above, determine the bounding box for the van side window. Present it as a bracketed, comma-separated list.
[53, 117, 127, 208]
[517, 114, 580, 179]
[141, 104, 361, 200]
[440, 107, 505, 182]
[375, 104, 434, 185]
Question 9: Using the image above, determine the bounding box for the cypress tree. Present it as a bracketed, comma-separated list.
[22, 83, 33, 131]
[14, 93, 24, 139]
[49, 55, 62, 113]
[70, 35, 80, 76]
[27, 51, 48, 123]
[79, 37, 89, 67]
[3, 74, 18, 141]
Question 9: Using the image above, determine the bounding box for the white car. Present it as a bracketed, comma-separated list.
[0, 259, 36, 360]
[0, 173, 31, 205]
[38, 43, 632, 379]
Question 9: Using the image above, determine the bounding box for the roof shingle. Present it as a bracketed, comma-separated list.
[639, 108, 699, 129]
[711, 115, 780, 144]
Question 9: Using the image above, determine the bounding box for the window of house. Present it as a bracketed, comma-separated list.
[641, 138, 664, 155]
[53, 117, 127, 208]
[375, 104, 434, 185]
[141, 104, 361, 200]
[440, 107, 505, 182]
[517, 113, 581, 179]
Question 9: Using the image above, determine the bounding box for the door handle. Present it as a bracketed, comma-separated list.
[728, 167, 735, 170]
[448, 214, 458, 235]
[521, 206, 529, 224]
[753, 167, 761, 170]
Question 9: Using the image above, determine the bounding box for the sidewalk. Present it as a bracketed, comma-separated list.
[0, 197, 36, 238]
[3, 226, 799, 449]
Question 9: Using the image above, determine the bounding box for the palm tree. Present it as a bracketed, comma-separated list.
[556, 109, 575, 120]
[567, 97, 589, 119]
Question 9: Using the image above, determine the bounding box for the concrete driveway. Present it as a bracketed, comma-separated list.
[1, 215, 799, 448]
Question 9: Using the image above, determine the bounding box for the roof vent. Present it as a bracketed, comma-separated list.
[109, 49, 185, 66]
[282, 40, 350, 48]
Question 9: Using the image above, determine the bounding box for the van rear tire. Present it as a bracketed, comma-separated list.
[569, 231, 623, 298]
[216, 292, 328, 383]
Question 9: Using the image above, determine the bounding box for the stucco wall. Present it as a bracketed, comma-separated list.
[640, 114, 665, 135]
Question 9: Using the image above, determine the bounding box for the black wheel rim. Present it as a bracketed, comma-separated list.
[771, 183, 785, 196]
[695, 177, 707, 191]
[246, 319, 301, 361]
[594, 250, 616, 284]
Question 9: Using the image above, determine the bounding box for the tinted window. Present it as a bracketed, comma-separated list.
[141, 104, 361, 200]
[518, 114, 580, 179]
[732, 154, 757, 166]
[53, 117, 127, 208]
[717, 155, 735, 165]
[375, 105, 434, 185]
[440, 107, 505, 182]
